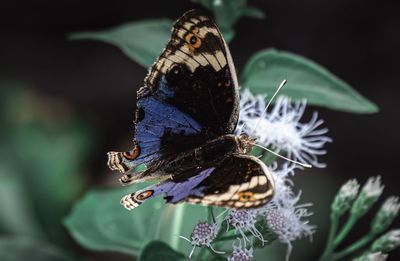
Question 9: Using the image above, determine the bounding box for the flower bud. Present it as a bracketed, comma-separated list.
[331, 179, 360, 217]
[371, 229, 400, 253]
[351, 176, 384, 218]
[353, 252, 388, 261]
[371, 197, 400, 234]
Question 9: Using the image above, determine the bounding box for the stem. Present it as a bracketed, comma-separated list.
[170, 204, 186, 250]
[319, 213, 340, 261]
[333, 215, 358, 247]
[331, 234, 375, 261]
[215, 231, 254, 242]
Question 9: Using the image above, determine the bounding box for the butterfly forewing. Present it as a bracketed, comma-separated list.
[144, 9, 239, 136]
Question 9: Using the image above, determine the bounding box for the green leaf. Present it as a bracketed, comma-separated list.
[69, 19, 172, 68]
[0, 237, 74, 261]
[191, 0, 264, 43]
[240, 49, 378, 113]
[64, 183, 220, 256]
[139, 241, 187, 261]
[64, 185, 210, 256]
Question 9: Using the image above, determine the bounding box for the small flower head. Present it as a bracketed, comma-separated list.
[228, 243, 254, 261]
[265, 203, 315, 243]
[371, 229, 400, 253]
[226, 209, 263, 242]
[264, 196, 315, 261]
[236, 90, 331, 168]
[354, 252, 388, 261]
[179, 221, 223, 258]
[332, 179, 360, 216]
[191, 221, 218, 246]
[351, 176, 384, 218]
[371, 196, 400, 234]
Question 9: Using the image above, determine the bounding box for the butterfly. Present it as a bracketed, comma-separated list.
[107, 9, 275, 209]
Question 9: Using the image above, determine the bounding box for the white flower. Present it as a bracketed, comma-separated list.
[179, 221, 224, 258]
[225, 209, 264, 244]
[268, 162, 299, 207]
[332, 179, 360, 216]
[236, 89, 331, 168]
[263, 197, 315, 261]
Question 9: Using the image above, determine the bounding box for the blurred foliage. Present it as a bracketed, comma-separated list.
[138, 241, 188, 261]
[0, 81, 94, 259]
[0, 237, 74, 261]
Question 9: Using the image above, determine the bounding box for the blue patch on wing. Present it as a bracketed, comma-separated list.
[157, 76, 175, 99]
[125, 96, 202, 169]
[130, 167, 215, 206]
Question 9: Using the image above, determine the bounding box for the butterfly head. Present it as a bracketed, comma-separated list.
[236, 133, 256, 154]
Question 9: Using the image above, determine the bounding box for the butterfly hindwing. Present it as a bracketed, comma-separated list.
[121, 155, 274, 210]
[143, 9, 240, 135]
[187, 155, 275, 208]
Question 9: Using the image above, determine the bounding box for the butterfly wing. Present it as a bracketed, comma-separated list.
[121, 155, 275, 210]
[108, 10, 239, 173]
[107, 97, 202, 172]
[143, 9, 240, 136]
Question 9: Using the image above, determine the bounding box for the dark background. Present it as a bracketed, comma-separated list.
[1, 0, 399, 260]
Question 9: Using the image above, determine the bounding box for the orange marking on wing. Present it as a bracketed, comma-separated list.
[137, 190, 154, 200]
[123, 145, 141, 160]
[238, 191, 256, 202]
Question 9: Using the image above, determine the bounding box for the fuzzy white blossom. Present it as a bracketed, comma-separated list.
[236, 89, 331, 168]
[263, 195, 315, 261]
[258, 164, 315, 261]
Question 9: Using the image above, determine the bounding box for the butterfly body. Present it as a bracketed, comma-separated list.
[108, 10, 275, 210]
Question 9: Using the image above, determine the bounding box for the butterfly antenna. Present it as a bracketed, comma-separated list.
[254, 143, 312, 168]
[251, 80, 287, 135]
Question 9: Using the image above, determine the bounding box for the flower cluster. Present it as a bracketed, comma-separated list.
[236, 89, 332, 168]
[181, 90, 326, 260]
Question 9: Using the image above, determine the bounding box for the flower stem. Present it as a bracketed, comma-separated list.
[331, 233, 375, 261]
[215, 231, 254, 242]
[319, 213, 340, 261]
[333, 215, 358, 247]
[170, 204, 186, 250]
